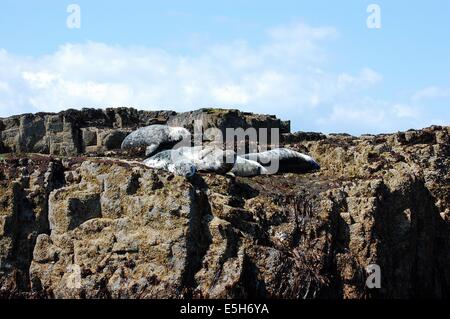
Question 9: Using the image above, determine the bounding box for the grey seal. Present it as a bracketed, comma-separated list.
[243, 148, 320, 174]
[178, 146, 236, 174]
[231, 156, 269, 177]
[143, 146, 237, 176]
[121, 125, 191, 157]
[143, 150, 197, 178]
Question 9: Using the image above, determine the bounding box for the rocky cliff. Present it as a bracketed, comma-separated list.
[0, 108, 290, 156]
[0, 108, 448, 299]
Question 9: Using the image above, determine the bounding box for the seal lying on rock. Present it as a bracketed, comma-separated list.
[143, 146, 236, 176]
[178, 146, 237, 174]
[144, 147, 320, 177]
[243, 148, 320, 174]
[121, 125, 191, 157]
[231, 157, 269, 177]
[144, 151, 197, 178]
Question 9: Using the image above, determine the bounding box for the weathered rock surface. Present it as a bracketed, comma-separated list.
[0, 109, 448, 299]
[0, 108, 290, 156]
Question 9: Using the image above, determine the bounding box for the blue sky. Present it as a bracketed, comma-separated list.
[0, 0, 449, 134]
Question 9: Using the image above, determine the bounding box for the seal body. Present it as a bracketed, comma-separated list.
[143, 146, 237, 176]
[231, 157, 268, 177]
[244, 148, 320, 174]
[179, 146, 236, 174]
[143, 150, 197, 178]
[121, 125, 191, 157]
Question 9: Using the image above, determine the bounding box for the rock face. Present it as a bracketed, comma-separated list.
[0, 108, 174, 156]
[0, 108, 290, 156]
[168, 108, 290, 142]
[0, 109, 448, 299]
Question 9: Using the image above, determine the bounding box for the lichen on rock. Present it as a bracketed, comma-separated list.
[0, 109, 448, 299]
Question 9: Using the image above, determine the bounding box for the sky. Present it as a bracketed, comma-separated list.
[0, 0, 449, 135]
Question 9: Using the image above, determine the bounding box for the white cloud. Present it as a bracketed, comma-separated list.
[316, 98, 388, 131]
[0, 22, 447, 134]
[412, 86, 450, 102]
[22, 71, 58, 89]
[393, 104, 420, 119]
[337, 68, 383, 90]
[315, 96, 436, 135]
[212, 85, 250, 104]
[0, 23, 374, 116]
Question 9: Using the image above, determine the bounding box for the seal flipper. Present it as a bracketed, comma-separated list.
[145, 144, 160, 157]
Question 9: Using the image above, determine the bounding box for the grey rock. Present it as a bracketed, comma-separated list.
[0, 124, 449, 299]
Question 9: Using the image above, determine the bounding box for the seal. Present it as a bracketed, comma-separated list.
[231, 156, 269, 177]
[143, 150, 197, 178]
[178, 146, 236, 174]
[243, 148, 320, 174]
[143, 146, 237, 176]
[121, 125, 191, 157]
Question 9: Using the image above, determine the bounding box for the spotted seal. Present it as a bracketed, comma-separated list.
[121, 125, 191, 157]
[243, 148, 320, 174]
[143, 150, 197, 178]
[143, 146, 236, 176]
